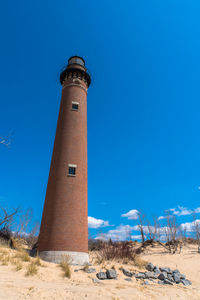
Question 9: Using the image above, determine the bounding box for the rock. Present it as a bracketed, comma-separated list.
[92, 278, 101, 284]
[167, 268, 172, 274]
[96, 272, 107, 280]
[135, 273, 146, 279]
[167, 274, 175, 283]
[74, 269, 79, 272]
[164, 278, 173, 285]
[180, 274, 186, 280]
[144, 272, 158, 279]
[172, 269, 180, 274]
[135, 273, 145, 279]
[173, 273, 181, 283]
[85, 268, 96, 273]
[160, 267, 171, 274]
[106, 269, 117, 279]
[158, 280, 164, 285]
[142, 280, 149, 285]
[153, 266, 160, 274]
[122, 268, 134, 277]
[124, 277, 132, 282]
[146, 263, 154, 272]
[158, 272, 168, 281]
[181, 279, 192, 286]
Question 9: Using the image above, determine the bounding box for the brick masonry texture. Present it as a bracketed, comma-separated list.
[38, 62, 89, 253]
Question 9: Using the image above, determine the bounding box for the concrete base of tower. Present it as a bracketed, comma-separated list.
[39, 251, 89, 265]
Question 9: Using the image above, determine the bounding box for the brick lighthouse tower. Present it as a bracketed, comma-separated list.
[38, 56, 91, 265]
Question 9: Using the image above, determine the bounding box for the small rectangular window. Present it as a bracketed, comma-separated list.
[68, 164, 77, 176]
[72, 102, 79, 111]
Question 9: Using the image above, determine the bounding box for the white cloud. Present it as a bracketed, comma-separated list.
[96, 224, 133, 241]
[173, 206, 192, 216]
[132, 225, 152, 234]
[168, 208, 176, 212]
[95, 223, 172, 241]
[180, 219, 200, 232]
[88, 216, 109, 229]
[121, 209, 139, 220]
[164, 205, 200, 217]
[131, 234, 145, 240]
[194, 207, 200, 214]
[158, 215, 165, 220]
[159, 235, 167, 241]
[132, 224, 169, 235]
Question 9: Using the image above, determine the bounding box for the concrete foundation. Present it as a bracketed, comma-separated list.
[39, 251, 89, 265]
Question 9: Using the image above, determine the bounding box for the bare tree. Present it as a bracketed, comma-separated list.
[26, 222, 40, 248]
[159, 212, 181, 253]
[15, 208, 33, 235]
[0, 206, 19, 228]
[192, 213, 200, 252]
[179, 224, 187, 243]
[137, 211, 146, 245]
[146, 220, 153, 241]
[154, 217, 162, 242]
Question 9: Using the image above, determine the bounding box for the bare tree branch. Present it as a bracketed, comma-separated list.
[0, 207, 19, 228]
[137, 211, 146, 245]
[192, 213, 200, 252]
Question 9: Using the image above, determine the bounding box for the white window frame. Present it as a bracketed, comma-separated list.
[72, 101, 79, 111]
[68, 164, 77, 177]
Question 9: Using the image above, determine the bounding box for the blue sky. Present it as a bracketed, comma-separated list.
[0, 0, 200, 240]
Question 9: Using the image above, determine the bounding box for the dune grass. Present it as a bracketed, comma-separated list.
[25, 261, 38, 276]
[15, 261, 23, 271]
[59, 255, 71, 278]
[14, 250, 30, 262]
[1, 255, 10, 265]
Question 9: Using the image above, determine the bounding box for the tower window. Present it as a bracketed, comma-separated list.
[72, 102, 79, 111]
[68, 164, 77, 176]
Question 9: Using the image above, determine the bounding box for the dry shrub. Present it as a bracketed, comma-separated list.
[101, 263, 108, 270]
[96, 241, 136, 263]
[10, 237, 24, 250]
[15, 261, 23, 271]
[0, 228, 13, 247]
[34, 256, 42, 266]
[60, 255, 71, 278]
[88, 239, 104, 251]
[14, 250, 30, 262]
[133, 256, 147, 269]
[9, 257, 23, 271]
[122, 257, 130, 265]
[1, 255, 10, 265]
[184, 237, 198, 245]
[0, 238, 9, 248]
[0, 248, 9, 254]
[26, 261, 38, 276]
[82, 263, 89, 272]
[0, 248, 10, 264]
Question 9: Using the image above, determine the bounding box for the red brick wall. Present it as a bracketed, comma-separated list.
[38, 69, 88, 253]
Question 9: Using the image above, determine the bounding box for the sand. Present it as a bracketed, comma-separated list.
[0, 244, 200, 300]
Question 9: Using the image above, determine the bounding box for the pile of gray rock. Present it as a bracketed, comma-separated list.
[133, 262, 191, 286]
[90, 263, 191, 287]
[96, 269, 117, 280]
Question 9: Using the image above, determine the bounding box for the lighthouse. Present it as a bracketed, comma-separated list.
[38, 56, 91, 265]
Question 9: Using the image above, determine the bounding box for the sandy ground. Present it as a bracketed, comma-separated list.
[0, 244, 200, 300]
